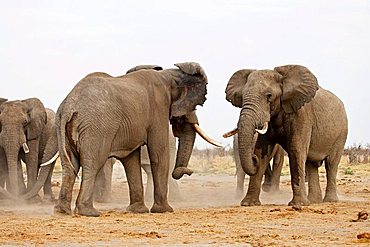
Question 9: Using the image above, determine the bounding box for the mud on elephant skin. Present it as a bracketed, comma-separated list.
[0, 98, 58, 201]
[225, 65, 348, 207]
[94, 128, 180, 203]
[231, 133, 284, 199]
[54, 62, 220, 217]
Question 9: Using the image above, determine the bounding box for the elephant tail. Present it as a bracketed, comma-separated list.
[57, 111, 79, 178]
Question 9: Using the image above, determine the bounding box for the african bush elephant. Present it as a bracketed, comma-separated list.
[54, 62, 220, 217]
[0, 98, 58, 200]
[225, 65, 348, 207]
[232, 133, 284, 198]
[94, 128, 180, 203]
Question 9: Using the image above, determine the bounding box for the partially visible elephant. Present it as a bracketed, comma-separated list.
[94, 128, 180, 203]
[54, 62, 220, 217]
[233, 133, 284, 198]
[0, 98, 58, 200]
[225, 65, 348, 207]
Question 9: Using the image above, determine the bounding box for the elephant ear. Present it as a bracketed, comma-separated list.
[274, 65, 319, 114]
[170, 62, 208, 118]
[225, 69, 255, 108]
[22, 98, 47, 140]
[126, 65, 163, 74]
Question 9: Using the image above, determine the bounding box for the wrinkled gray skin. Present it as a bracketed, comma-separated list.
[94, 129, 180, 202]
[0, 98, 57, 201]
[226, 65, 348, 207]
[233, 133, 284, 198]
[55, 62, 208, 217]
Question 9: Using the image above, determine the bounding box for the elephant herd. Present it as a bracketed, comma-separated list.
[0, 62, 348, 217]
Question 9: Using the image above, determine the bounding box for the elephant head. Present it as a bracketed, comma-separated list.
[167, 62, 222, 179]
[0, 98, 47, 195]
[225, 65, 319, 176]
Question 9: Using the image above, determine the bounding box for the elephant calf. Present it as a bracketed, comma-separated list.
[0, 98, 58, 200]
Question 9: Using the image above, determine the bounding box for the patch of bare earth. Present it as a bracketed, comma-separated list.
[0, 156, 369, 246]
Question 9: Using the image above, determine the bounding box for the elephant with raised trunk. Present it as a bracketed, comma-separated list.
[0, 98, 58, 200]
[54, 62, 220, 217]
[225, 65, 348, 207]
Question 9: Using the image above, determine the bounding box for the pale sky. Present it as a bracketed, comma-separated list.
[1, 0, 369, 149]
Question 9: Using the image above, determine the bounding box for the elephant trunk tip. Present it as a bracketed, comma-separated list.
[172, 167, 193, 180]
[242, 155, 259, 176]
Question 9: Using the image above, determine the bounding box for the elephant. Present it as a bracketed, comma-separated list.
[0, 98, 58, 200]
[54, 62, 220, 217]
[225, 64, 348, 207]
[232, 133, 284, 198]
[94, 128, 180, 203]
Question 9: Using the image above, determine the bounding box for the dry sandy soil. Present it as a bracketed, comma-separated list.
[0, 157, 369, 246]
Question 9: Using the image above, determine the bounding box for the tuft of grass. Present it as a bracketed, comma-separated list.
[344, 167, 354, 175]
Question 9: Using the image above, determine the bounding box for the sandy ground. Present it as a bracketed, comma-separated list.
[0, 162, 369, 246]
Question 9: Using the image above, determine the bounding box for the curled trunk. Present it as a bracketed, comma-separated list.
[172, 123, 196, 180]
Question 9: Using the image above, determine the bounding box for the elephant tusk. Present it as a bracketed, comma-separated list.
[255, 122, 268, 135]
[222, 127, 238, 138]
[22, 143, 30, 153]
[40, 152, 59, 167]
[192, 123, 223, 147]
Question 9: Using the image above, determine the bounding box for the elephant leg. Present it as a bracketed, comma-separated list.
[261, 163, 273, 192]
[0, 149, 7, 188]
[43, 162, 56, 201]
[24, 139, 40, 191]
[124, 149, 149, 213]
[94, 158, 114, 203]
[148, 141, 173, 213]
[17, 159, 27, 194]
[142, 163, 154, 202]
[74, 158, 102, 217]
[235, 163, 246, 199]
[306, 161, 323, 203]
[241, 159, 268, 206]
[54, 151, 80, 215]
[323, 154, 341, 202]
[269, 150, 284, 192]
[287, 152, 310, 206]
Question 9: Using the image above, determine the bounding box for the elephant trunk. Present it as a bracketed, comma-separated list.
[3, 143, 21, 196]
[172, 122, 196, 180]
[237, 110, 259, 176]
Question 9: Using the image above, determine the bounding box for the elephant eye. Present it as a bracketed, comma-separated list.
[23, 119, 29, 126]
[266, 93, 273, 102]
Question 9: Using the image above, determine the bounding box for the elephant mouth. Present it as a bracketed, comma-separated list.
[222, 122, 269, 138]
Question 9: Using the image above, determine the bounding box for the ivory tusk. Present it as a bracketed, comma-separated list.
[40, 152, 59, 167]
[192, 123, 223, 147]
[222, 127, 238, 138]
[255, 122, 268, 135]
[22, 143, 29, 153]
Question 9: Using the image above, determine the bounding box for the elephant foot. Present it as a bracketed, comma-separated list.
[288, 196, 310, 207]
[127, 202, 149, 213]
[43, 194, 56, 203]
[74, 205, 100, 217]
[323, 193, 339, 203]
[240, 196, 261, 206]
[54, 203, 72, 215]
[307, 193, 323, 204]
[262, 182, 272, 192]
[150, 202, 174, 213]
